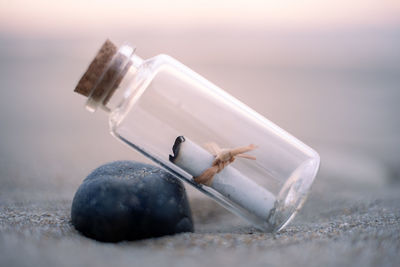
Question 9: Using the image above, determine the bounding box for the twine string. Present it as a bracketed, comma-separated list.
[194, 144, 257, 186]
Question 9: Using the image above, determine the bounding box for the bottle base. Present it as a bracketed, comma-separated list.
[266, 157, 320, 232]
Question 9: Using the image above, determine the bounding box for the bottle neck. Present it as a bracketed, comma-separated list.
[85, 45, 143, 113]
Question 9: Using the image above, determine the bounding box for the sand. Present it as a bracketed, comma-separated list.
[1, 177, 399, 267]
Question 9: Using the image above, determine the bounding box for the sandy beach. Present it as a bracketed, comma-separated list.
[1, 19, 400, 266]
[1, 175, 399, 267]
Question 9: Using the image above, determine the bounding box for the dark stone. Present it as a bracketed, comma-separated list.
[71, 161, 194, 242]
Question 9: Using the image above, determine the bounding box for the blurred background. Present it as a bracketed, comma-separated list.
[0, 0, 399, 200]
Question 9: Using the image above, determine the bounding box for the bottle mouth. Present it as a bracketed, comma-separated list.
[86, 45, 135, 112]
[74, 39, 135, 113]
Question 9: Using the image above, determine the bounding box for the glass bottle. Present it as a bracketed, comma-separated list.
[74, 40, 320, 232]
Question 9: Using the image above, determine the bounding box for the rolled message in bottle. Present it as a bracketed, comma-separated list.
[169, 136, 276, 221]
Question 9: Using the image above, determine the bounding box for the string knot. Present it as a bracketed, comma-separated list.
[194, 143, 257, 186]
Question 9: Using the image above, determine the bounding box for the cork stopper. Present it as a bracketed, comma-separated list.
[74, 39, 133, 112]
[74, 39, 117, 97]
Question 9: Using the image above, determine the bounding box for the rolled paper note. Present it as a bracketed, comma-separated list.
[169, 136, 276, 221]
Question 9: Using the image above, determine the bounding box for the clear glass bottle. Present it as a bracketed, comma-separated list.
[74, 40, 320, 232]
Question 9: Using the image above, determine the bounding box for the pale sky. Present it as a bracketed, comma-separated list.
[1, 0, 399, 36]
